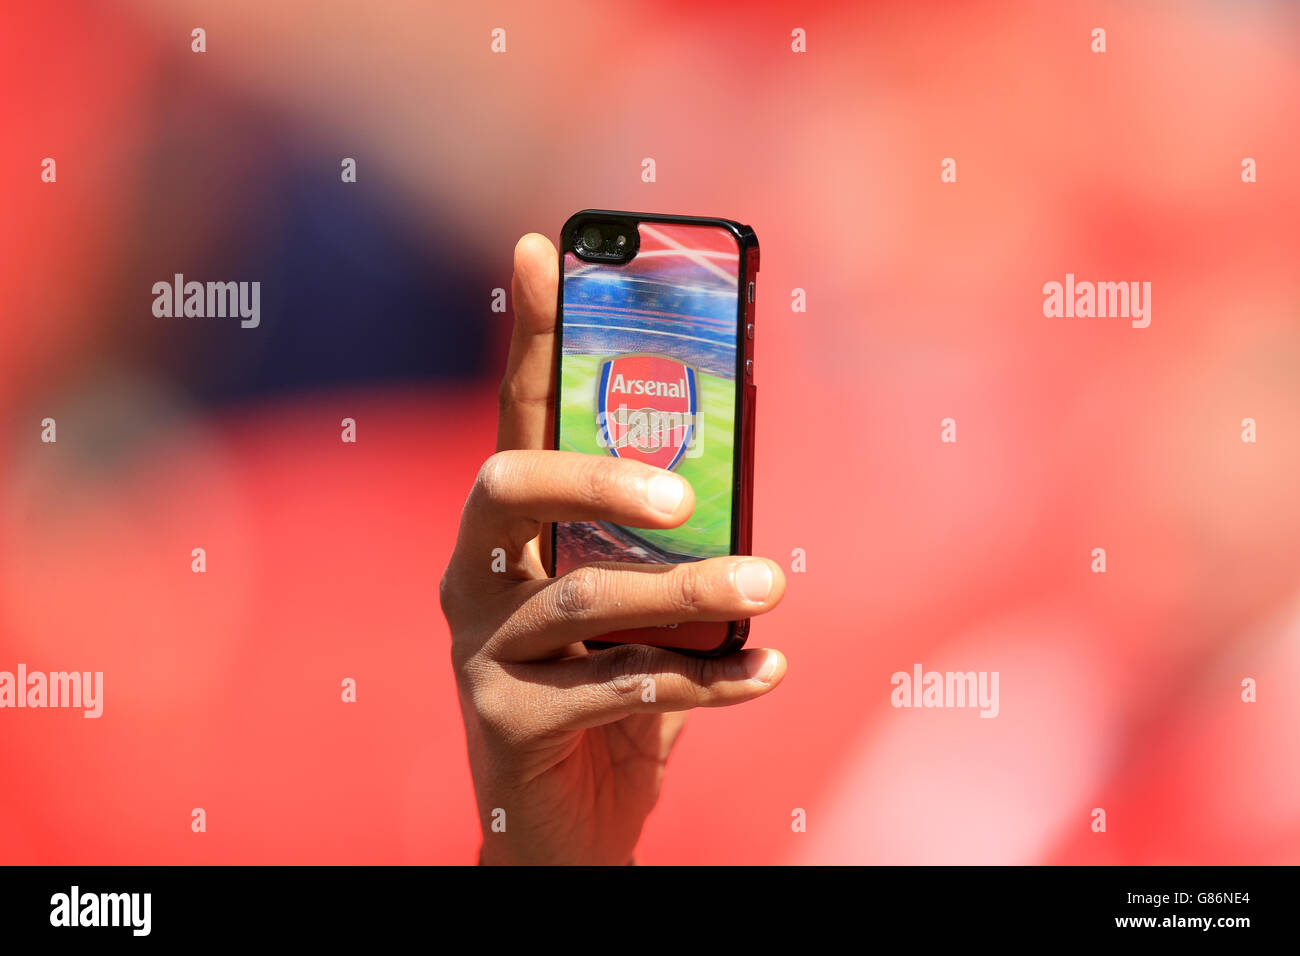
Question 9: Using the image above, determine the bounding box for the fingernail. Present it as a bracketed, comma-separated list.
[744, 650, 780, 684]
[735, 560, 773, 602]
[647, 473, 685, 515]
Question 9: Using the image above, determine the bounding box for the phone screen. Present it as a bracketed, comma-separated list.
[554, 219, 743, 577]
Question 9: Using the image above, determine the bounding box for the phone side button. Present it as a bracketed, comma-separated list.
[745, 358, 753, 382]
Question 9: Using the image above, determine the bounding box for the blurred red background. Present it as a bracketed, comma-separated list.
[1, 0, 1297, 864]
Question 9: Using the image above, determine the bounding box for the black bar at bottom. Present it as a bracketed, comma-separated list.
[0, 865, 1280, 942]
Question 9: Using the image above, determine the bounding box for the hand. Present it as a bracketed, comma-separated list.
[440, 233, 788, 866]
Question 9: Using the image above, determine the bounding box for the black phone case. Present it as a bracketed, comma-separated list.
[549, 209, 759, 657]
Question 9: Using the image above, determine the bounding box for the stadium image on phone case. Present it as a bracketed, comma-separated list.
[555, 220, 740, 574]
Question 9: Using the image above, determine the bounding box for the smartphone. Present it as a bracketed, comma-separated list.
[549, 210, 758, 656]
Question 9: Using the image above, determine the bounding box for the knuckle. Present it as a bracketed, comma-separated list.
[580, 458, 620, 508]
[447, 617, 485, 687]
[439, 566, 459, 621]
[551, 566, 603, 620]
[496, 374, 514, 412]
[473, 451, 516, 505]
[468, 675, 513, 737]
[499, 375, 551, 415]
[669, 562, 703, 614]
[594, 645, 659, 700]
[442, 570, 498, 686]
[441, 568, 474, 667]
[448, 638, 475, 686]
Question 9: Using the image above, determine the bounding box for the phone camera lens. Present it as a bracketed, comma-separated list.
[580, 225, 604, 252]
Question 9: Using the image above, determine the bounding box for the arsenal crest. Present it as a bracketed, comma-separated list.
[597, 355, 698, 470]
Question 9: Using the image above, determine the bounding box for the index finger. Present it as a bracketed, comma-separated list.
[497, 233, 559, 452]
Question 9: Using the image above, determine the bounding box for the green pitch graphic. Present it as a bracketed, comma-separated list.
[560, 354, 734, 558]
